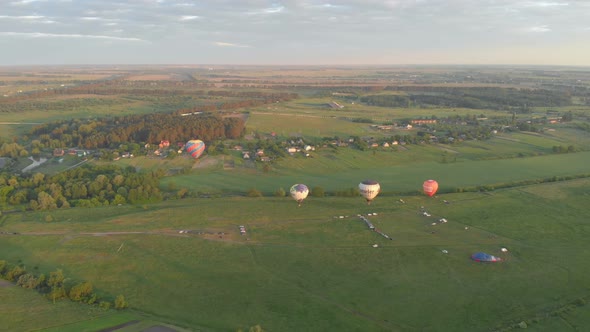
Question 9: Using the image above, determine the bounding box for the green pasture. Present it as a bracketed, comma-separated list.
[162, 149, 590, 196]
[246, 112, 373, 138]
[0, 94, 191, 125]
[0, 283, 178, 332]
[98, 155, 196, 173]
[0, 281, 132, 332]
[1, 178, 590, 331]
[250, 97, 511, 124]
[0, 123, 36, 139]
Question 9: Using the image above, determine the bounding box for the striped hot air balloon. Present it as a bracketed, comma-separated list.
[423, 179, 439, 197]
[185, 140, 206, 159]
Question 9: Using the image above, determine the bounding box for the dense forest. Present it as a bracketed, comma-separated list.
[0, 164, 164, 210]
[29, 113, 245, 149]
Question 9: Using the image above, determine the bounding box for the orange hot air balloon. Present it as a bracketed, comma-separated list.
[423, 180, 439, 197]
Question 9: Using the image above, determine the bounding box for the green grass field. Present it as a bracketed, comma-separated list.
[2, 178, 590, 331]
[161, 149, 590, 196]
[0, 280, 137, 332]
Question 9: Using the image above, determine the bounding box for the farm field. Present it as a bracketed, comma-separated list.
[1, 178, 590, 331]
[161, 150, 590, 196]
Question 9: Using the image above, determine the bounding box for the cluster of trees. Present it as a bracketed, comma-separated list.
[30, 114, 245, 149]
[552, 145, 577, 153]
[0, 141, 28, 158]
[360, 87, 572, 110]
[0, 164, 164, 210]
[0, 260, 127, 310]
[360, 94, 410, 108]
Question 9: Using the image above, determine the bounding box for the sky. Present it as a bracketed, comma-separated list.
[1, 0, 589, 66]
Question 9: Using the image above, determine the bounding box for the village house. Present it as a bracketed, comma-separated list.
[53, 148, 65, 157]
[328, 101, 344, 109]
[411, 119, 437, 125]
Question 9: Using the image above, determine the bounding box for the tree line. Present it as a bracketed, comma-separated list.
[30, 113, 245, 149]
[0, 164, 164, 210]
[360, 87, 572, 110]
[0, 259, 127, 310]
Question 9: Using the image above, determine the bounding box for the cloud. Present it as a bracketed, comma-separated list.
[0, 31, 144, 41]
[527, 25, 551, 32]
[0, 15, 56, 23]
[263, 6, 284, 14]
[522, 1, 569, 7]
[179, 15, 199, 21]
[0, 15, 45, 19]
[246, 4, 285, 15]
[10, 0, 45, 5]
[174, 3, 195, 7]
[0, 0, 588, 65]
[214, 41, 250, 48]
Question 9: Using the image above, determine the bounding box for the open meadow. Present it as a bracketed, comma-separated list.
[1, 178, 590, 331]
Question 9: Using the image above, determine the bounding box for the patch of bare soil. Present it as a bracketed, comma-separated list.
[142, 325, 179, 332]
[191, 156, 220, 169]
[0, 279, 14, 288]
[98, 320, 140, 332]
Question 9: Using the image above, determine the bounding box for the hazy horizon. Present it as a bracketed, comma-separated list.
[1, 0, 589, 66]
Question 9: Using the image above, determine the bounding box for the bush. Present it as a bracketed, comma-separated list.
[246, 188, 263, 197]
[87, 293, 98, 304]
[335, 187, 359, 197]
[69, 281, 93, 302]
[114, 294, 128, 310]
[48, 286, 67, 302]
[6, 265, 26, 281]
[0, 260, 7, 276]
[99, 301, 112, 310]
[274, 187, 286, 197]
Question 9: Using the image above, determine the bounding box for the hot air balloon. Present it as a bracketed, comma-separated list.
[359, 180, 380, 205]
[471, 252, 502, 262]
[423, 179, 438, 197]
[290, 184, 309, 207]
[185, 140, 206, 159]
